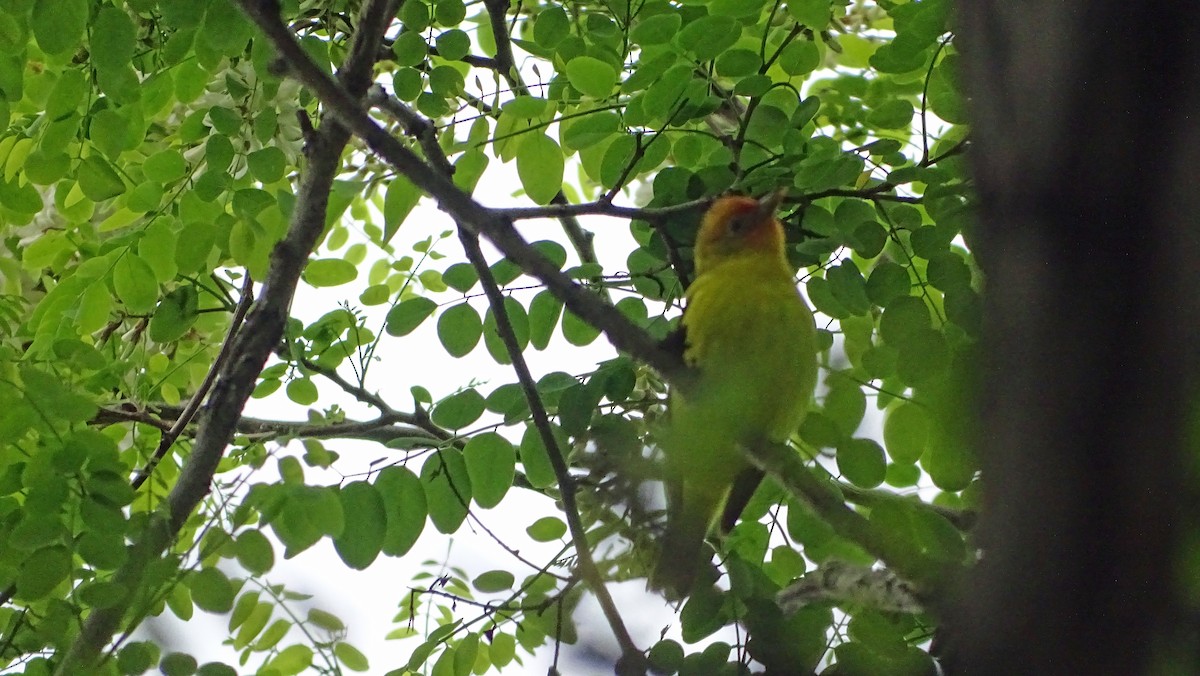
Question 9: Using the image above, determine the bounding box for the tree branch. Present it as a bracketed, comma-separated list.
[459, 228, 645, 672]
[237, 4, 693, 391]
[132, 274, 255, 490]
[480, 0, 529, 96]
[95, 405, 446, 447]
[743, 440, 955, 595]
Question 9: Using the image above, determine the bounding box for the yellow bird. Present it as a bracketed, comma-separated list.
[651, 190, 818, 597]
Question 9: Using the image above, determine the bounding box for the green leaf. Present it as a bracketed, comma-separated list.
[561, 308, 601, 346]
[897, 328, 949, 385]
[519, 423, 559, 489]
[442, 262, 477, 292]
[558, 383, 601, 437]
[501, 95, 550, 119]
[868, 99, 915, 129]
[78, 155, 126, 200]
[927, 251, 972, 292]
[788, 0, 831, 28]
[533, 6, 569, 48]
[516, 133, 564, 205]
[234, 530, 275, 575]
[883, 403, 929, 464]
[286, 378, 318, 406]
[799, 410, 845, 448]
[716, 49, 762, 78]
[161, 652, 199, 676]
[113, 253, 160, 314]
[376, 466, 427, 557]
[25, 150, 71, 185]
[264, 645, 313, 676]
[422, 449, 472, 534]
[431, 388, 485, 429]
[92, 8, 137, 72]
[679, 585, 725, 643]
[780, 40, 821, 76]
[15, 545, 70, 600]
[272, 485, 343, 557]
[886, 461, 922, 487]
[630, 13, 680, 45]
[118, 643, 157, 675]
[333, 481, 387, 570]
[386, 297, 437, 336]
[435, 0, 466, 26]
[642, 65, 691, 121]
[463, 433, 515, 509]
[806, 276, 849, 320]
[528, 290, 563, 349]
[878, 296, 931, 348]
[870, 39, 930, 74]
[922, 427, 975, 492]
[149, 285, 199, 343]
[190, 568, 235, 613]
[676, 15, 739, 61]
[392, 31, 427, 66]
[46, 69, 87, 120]
[928, 55, 968, 124]
[824, 377, 867, 437]
[826, 261, 871, 316]
[252, 620, 290, 652]
[437, 303, 483, 357]
[247, 147, 287, 183]
[335, 642, 370, 672]
[32, 0, 87, 55]
[648, 640, 685, 674]
[234, 602, 272, 649]
[305, 258, 358, 287]
[565, 56, 617, 99]
[429, 65, 464, 98]
[526, 516, 567, 542]
[837, 438, 887, 488]
[866, 261, 911, 306]
[482, 297, 530, 364]
[472, 570, 515, 593]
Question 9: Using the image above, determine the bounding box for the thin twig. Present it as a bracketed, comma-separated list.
[459, 229, 645, 670]
[132, 275, 255, 489]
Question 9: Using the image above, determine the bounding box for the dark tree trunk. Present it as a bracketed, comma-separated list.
[951, 3, 1200, 674]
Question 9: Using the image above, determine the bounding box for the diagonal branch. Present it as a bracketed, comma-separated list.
[237, 4, 692, 391]
[132, 275, 255, 490]
[742, 440, 959, 596]
[460, 228, 644, 670]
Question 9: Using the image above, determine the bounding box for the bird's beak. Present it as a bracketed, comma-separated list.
[755, 188, 788, 220]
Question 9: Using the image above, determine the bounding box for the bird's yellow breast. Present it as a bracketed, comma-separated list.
[678, 255, 816, 443]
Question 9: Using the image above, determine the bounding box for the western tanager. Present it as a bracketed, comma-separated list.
[652, 190, 818, 597]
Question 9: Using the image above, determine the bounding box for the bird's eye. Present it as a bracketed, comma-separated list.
[728, 216, 748, 234]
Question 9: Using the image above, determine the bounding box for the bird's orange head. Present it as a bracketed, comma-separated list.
[693, 190, 789, 276]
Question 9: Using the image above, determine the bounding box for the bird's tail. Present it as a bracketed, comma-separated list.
[649, 492, 715, 599]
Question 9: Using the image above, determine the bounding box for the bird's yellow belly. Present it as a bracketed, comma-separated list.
[680, 272, 814, 442]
